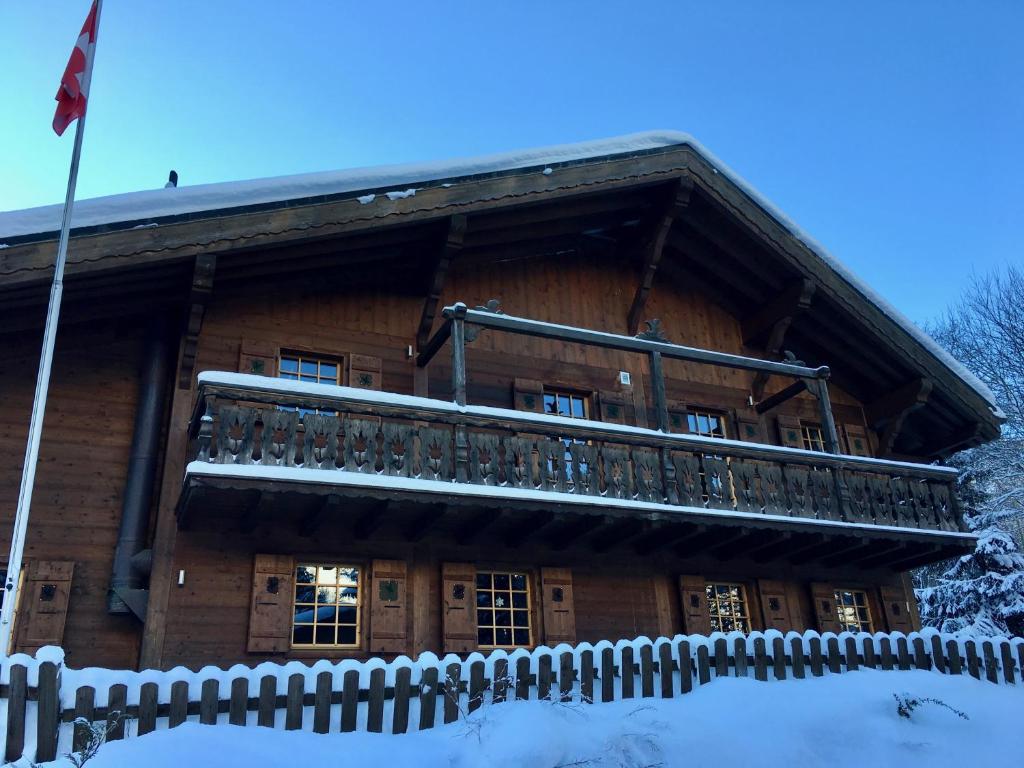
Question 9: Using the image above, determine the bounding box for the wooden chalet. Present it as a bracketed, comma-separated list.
[0, 132, 1002, 671]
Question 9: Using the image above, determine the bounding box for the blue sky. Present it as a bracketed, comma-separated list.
[2, 1, 1021, 323]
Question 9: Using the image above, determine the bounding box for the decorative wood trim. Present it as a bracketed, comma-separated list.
[747, 280, 815, 401]
[416, 215, 467, 350]
[626, 179, 693, 335]
[177, 254, 216, 389]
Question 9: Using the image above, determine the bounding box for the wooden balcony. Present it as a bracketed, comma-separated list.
[179, 371, 972, 568]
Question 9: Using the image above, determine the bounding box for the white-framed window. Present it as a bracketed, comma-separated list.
[292, 563, 361, 648]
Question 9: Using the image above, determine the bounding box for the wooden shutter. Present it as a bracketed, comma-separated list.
[369, 559, 407, 653]
[678, 575, 711, 635]
[349, 354, 382, 390]
[441, 562, 477, 654]
[541, 568, 576, 644]
[239, 339, 277, 376]
[843, 424, 872, 457]
[810, 582, 842, 633]
[247, 554, 294, 653]
[756, 579, 794, 632]
[736, 415, 764, 443]
[15, 560, 74, 654]
[879, 585, 915, 634]
[598, 390, 632, 425]
[513, 378, 544, 412]
[776, 415, 804, 450]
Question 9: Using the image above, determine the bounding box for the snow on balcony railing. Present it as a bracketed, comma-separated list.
[184, 372, 965, 536]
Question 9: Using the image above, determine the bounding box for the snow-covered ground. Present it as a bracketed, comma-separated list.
[34, 669, 1022, 768]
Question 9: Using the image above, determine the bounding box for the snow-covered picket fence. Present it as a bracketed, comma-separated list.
[2, 629, 1021, 764]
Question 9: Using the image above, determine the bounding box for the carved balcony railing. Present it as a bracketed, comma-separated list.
[185, 372, 965, 535]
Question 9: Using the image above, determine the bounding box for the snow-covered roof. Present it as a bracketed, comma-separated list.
[0, 130, 1000, 416]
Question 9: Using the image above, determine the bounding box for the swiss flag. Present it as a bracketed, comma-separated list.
[53, 1, 99, 136]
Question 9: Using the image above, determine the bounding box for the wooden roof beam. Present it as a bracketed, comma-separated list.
[178, 253, 217, 389]
[626, 179, 693, 335]
[867, 377, 933, 457]
[416, 215, 467, 350]
[745, 280, 816, 401]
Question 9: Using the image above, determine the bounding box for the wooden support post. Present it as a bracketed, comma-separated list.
[809, 376, 841, 454]
[417, 215, 467, 350]
[450, 304, 468, 406]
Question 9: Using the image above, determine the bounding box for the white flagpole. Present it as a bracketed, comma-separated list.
[0, 0, 104, 655]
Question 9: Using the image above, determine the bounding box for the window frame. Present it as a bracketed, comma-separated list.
[833, 587, 874, 633]
[799, 421, 827, 453]
[704, 580, 752, 633]
[290, 561, 364, 650]
[474, 568, 535, 650]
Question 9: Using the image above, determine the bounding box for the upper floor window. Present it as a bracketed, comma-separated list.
[834, 588, 873, 633]
[476, 571, 532, 648]
[801, 422, 826, 452]
[705, 582, 750, 632]
[686, 410, 728, 440]
[292, 563, 361, 648]
[543, 390, 589, 419]
[278, 353, 342, 386]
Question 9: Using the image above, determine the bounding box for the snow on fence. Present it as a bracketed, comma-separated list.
[3, 630, 1022, 763]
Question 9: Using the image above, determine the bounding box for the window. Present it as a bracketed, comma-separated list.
[801, 422, 826, 452]
[686, 410, 729, 440]
[543, 388, 591, 476]
[476, 571, 532, 648]
[278, 353, 342, 385]
[292, 564, 361, 647]
[705, 582, 750, 632]
[834, 589, 873, 632]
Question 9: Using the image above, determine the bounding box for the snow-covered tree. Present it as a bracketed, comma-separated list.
[914, 266, 1024, 637]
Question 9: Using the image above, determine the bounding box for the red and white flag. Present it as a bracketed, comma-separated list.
[52, 0, 100, 136]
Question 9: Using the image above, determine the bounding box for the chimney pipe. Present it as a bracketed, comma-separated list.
[108, 315, 173, 617]
[165, 170, 178, 188]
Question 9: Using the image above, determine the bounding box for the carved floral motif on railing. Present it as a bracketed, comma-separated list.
[198, 404, 961, 533]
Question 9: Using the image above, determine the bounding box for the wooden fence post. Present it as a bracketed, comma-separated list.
[393, 666, 411, 734]
[965, 640, 981, 679]
[515, 657, 531, 701]
[443, 663, 461, 724]
[559, 652, 574, 702]
[733, 638, 748, 678]
[107, 683, 128, 740]
[930, 635, 946, 674]
[697, 644, 711, 685]
[808, 636, 824, 677]
[862, 639, 877, 669]
[912, 637, 931, 670]
[367, 668, 385, 732]
[878, 636, 894, 671]
[982, 641, 999, 684]
[896, 637, 911, 670]
[621, 647, 635, 699]
[493, 659, 510, 704]
[469, 661, 486, 712]
[538, 655, 553, 701]
[678, 640, 693, 693]
[72, 685, 96, 753]
[170, 680, 190, 728]
[658, 643, 675, 698]
[580, 650, 594, 703]
[826, 637, 842, 674]
[199, 679, 220, 727]
[753, 637, 767, 681]
[600, 648, 615, 703]
[139, 682, 159, 735]
[789, 636, 805, 679]
[640, 645, 655, 698]
[710, 638, 725, 678]
[313, 671, 332, 734]
[228, 678, 248, 727]
[36, 661, 60, 763]
[771, 637, 786, 681]
[341, 669, 359, 732]
[285, 674, 304, 730]
[945, 640, 963, 676]
[999, 642, 1015, 685]
[844, 637, 859, 672]
[418, 666, 438, 731]
[4, 664, 26, 763]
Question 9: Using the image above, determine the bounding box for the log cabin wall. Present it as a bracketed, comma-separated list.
[0, 318, 149, 668]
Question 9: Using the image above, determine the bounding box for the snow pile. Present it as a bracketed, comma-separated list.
[35, 670, 1024, 768]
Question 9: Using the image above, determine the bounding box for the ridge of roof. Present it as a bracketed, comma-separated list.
[0, 130, 1001, 418]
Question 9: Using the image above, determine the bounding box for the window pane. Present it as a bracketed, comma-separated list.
[511, 574, 527, 590]
[320, 363, 338, 381]
[514, 629, 530, 645]
[292, 563, 360, 647]
[571, 397, 585, 418]
[543, 394, 557, 414]
[478, 609, 494, 626]
[476, 571, 531, 648]
[300, 360, 318, 376]
[494, 573, 510, 590]
[495, 628, 513, 646]
[476, 573, 492, 589]
[295, 586, 315, 603]
[477, 590, 493, 607]
[336, 626, 356, 645]
[338, 606, 357, 625]
[478, 628, 493, 645]
[280, 358, 298, 373]
[293, 625, 314, 644]
[557, 394, 570, 416]
[511, 591, 527, 608]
